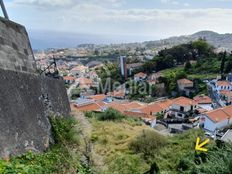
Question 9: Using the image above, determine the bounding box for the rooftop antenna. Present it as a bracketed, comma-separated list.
[0, 0, 9, 20]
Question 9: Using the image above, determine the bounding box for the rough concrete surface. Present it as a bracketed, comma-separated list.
[0, 69, 70, 157]
[0, 14, 70, 158]
[0, 17, 36, 73]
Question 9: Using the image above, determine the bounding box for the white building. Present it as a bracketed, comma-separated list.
[201, 105, 232, 132]
[194, 95, 213, 111]
[134, 72, 147, 82]
[169, 97, 198, 118]
[215, 81, 232, 92]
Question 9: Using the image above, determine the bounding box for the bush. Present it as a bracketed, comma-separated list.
[85, 111, 96, 119]
[71, 88, 81, 100]
[50, 116, 80, 145]
[97, 108, 125, 121]
[129, 129, 167, 160]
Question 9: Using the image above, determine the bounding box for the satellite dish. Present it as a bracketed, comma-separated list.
[0, 0, 9, 20]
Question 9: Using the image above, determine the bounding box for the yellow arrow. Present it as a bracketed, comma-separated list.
[195, 137, 210, 152]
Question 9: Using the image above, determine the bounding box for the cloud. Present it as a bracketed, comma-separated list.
[160, 0, 179, 5]
[12, 0, 124, 8]
[7, 0, 232, 40]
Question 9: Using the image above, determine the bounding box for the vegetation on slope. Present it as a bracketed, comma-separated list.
[0, 117, 90, 174]
[84, 110, 232, 174]
[2, 110, 231, 174]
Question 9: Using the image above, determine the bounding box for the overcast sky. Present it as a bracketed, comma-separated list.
[3, 0, 232, 47]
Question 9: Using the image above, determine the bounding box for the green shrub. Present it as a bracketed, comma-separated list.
[50, 116, 80, 145]
[97, 108, 125, 121]
[85, 111, 96, 119]
[71, 88, 81, 100]
[129, 130, 167, 160]
[190, 144, 232, 174]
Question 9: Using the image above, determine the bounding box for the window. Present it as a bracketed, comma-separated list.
[180, 106, 184, 112]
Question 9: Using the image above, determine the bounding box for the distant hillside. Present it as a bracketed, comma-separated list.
[144, 31, 232, 51]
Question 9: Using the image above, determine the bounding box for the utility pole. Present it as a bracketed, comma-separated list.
[0, 0, 9, 20]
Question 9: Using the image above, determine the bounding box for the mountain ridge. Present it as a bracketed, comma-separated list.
[30, 30, 232, 51]
[141, 30, 232, 51]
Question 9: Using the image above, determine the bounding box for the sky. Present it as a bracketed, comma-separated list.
[3, 0, 232, 48]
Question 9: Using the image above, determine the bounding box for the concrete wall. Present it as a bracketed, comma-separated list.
[0, 69, 70, 157]
[0, 17, 36, 73]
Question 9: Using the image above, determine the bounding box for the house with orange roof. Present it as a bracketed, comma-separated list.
[194, 95, 213, 111]
[169, 97, 198, 118]
[201, 105, 232, 132]
[106, 101, 145, 114]
[70, 65, 88, 76]
[74, 100, 106, 112]
[137, 99, 173, 116]
[124, 100, 173, 127]
[63, 76, 75, 84]
[147, 72, 162, 85]
[76, 78, 93, 89]
[215, 81, 232, 92]
[88, 94, 108, 101]
[177, 78, 195, 96]
[220, 90, 232, 106]
[134, 72, 147, 82]
[108, 89, 126, 99]
[105, 101, 157, 127]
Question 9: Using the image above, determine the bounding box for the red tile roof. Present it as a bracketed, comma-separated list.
[177, 78, 193, 85]
[63, 76, 75, 81]
[76, 78, 93, 85]
[220, 90, 232, 98]
[216, 81, 232, 86]
[134, 72, 147, 78]
[124, 110, 153, 119]
[74, 101, 105, 112]
[88, 94, 108, 101]
[106, 101, 145, 113]
[137, 99, 173, 116]
[172, 97, 197, 106]
[108, 89, 125, 98]
[194, 95, 212, 104]
[205, 105, 232, 123]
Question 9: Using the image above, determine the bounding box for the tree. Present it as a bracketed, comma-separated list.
[70, 88, 81, 100]
[225, 57, 232, 73]
[220, 51, 227, 75]
[192, 39, 213, 58]
[97, 108, 125, 121]
[184, 61, 192, 72]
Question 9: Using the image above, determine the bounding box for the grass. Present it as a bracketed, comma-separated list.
[160, 66, 184, 77]
[0, 117, 89, 174]
[160, 66, 220, 80]
[90, 118, 150, 158]
[187, 73, 220, 80]
[88, 116, 214, 174]
[89, 117, 152, 173]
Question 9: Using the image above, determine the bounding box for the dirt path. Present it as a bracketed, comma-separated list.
[70, 105, 105, 173]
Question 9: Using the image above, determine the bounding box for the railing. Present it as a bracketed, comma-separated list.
[0, 0, 9, 20]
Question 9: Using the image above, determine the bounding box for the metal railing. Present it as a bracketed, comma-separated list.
[0, 0, 9, 20]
